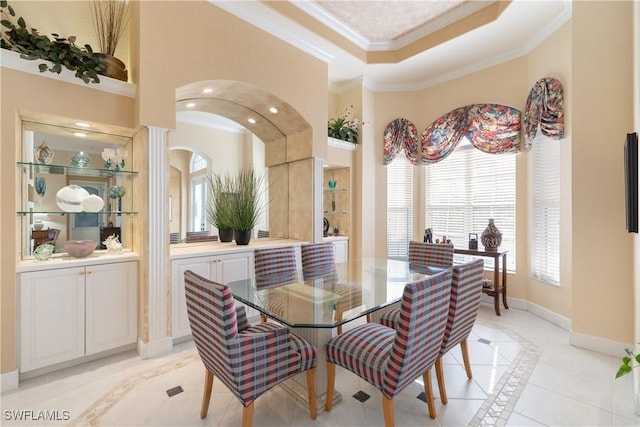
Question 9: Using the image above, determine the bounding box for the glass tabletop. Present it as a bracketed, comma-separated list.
[227, 258, 447, 328]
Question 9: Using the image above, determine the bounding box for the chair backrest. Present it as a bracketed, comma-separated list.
[254, 246, 297, 289]
[46, 228, 60, 244]
[301, 242, 336, 280]
[183, 269, 240, 399]
[257, 230, 270, 238]
[186, 231, 219, 243]
[440, 258, 485, 355]
[409, 241, 454, 268]
[169, 232, 180, 244]
[384, 270, 452, 398]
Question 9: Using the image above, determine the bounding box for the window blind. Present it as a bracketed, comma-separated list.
[387, 155, 413, 259]
[531, 135, 560, 284]
[424, 139, 516, 271]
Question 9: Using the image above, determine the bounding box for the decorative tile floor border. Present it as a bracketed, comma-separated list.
[70, 353, 200, 426]
[67, 320, 541, 426]
[469, 322, 542, 426]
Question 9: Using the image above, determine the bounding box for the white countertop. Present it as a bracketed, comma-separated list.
[16, 251, 140, 273]
[323, 235, 349, 242]
[170, 238, 307, 260]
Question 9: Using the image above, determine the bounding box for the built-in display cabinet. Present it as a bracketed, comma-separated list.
[17, 119, 137, 259]
[323, 166, 350, 239]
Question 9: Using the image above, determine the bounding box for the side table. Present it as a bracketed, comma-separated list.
[454, 248, 509, 316]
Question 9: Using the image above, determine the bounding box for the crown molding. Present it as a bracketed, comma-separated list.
[210, 0, 334, 63]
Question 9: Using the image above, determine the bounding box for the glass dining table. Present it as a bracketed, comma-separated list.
[227, 258, 447, 413]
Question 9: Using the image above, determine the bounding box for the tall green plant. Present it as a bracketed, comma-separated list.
[206, 172, 234, 231]
[229, 168, 267, 232]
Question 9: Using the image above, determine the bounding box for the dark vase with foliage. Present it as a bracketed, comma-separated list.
[218, 228, 234, 243]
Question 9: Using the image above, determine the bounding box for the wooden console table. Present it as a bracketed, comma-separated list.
[454, 248, 509, 316]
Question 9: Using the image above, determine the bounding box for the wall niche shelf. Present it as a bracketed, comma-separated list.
[17, 162, 138, 179]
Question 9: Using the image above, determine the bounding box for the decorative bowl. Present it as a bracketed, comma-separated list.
[64, 240, 97, 258]
[81, 194, 105, 212]
[33, 243, 54, 261]
[56, 185, 90, 212]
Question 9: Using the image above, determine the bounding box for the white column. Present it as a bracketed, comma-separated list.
[138, 126, 172, 358]
[314, 157, 323, 243]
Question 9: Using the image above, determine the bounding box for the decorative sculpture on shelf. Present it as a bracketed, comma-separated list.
[102, 148, 128, 171]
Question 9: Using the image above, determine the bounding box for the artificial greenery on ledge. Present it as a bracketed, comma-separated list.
[328, 105, 361, 145]
[616, 346, 639, 379]
[0, 0, 105, 84]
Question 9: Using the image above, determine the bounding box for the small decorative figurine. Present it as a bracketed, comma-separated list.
[423, 228, 432, 243]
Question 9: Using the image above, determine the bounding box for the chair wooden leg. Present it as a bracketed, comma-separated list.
[306, 368, 317, 419]
[325, 362, 335, 411]
[241, 402, 254, 427]
[460, 339, 473, 379]
[366, 313, 371, 323]
[200, 369, 214, 418]
[435, 357, 447, 404]
[423, 370, 437, 419]
[382, 396, 395, 427]
[260, 314, 267, 323]
[336, 312, 343, 335]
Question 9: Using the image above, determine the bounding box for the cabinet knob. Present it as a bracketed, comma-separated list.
[86, 270, 92, 275]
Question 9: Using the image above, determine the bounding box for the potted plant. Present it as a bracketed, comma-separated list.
[207, 172, 235, 242]
[90, 0, 129, 81]
[0, 0, 105, 84]
[228, 168, 267, 246]
[616, 345, 639, 378]
[328, 105, 361, 145]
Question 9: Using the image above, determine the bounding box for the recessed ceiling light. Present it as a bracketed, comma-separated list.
[73, 132, 87, 138]
[75, 122, 90, 128]
[202, 88, 213, 94]
[269, 107, 278, 114]
[247, 118, 256, 124]
[186, 102, 196, 108]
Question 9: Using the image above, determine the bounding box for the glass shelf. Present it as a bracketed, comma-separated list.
[323, 211, 348, 216]
[323, 187, 347, 192]
[17, 211, 137, 216]
[17, 162, 138, 178]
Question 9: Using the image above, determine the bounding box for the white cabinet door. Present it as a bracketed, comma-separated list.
[85, 262, 138, 355]
[171, 257, 215, 339]
[19, 268, 85, 372]
[333, 239, 348, 263]
[214, 252, 258, 320]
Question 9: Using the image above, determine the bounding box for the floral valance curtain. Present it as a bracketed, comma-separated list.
[523, 77, 565, 150]
[383, 118, 419, 165]
[383, 104, 521, 165]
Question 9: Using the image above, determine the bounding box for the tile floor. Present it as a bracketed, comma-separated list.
[1, 306, 639, 426]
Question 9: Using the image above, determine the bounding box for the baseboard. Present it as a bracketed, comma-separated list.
[1, 370, 19, 392]
[526, 300, 572, 332]
[569, 331, 632, 358]
[137, 337, 173, 359]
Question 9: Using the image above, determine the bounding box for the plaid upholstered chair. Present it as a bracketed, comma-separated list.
[325, 270, 452, 424]
[409, 240, 454, 269]
[169, 232, 180, 244]
[301, 242, 363, 334]
[257, 229, 270, 238]
[253, 247, 298, 322]
[186, 231, 219, 243]
[380, 259, 484, 413]
[184, 269, 317, 427]
[301, 242, 336, 280]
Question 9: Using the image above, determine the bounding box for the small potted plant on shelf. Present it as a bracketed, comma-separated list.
[328, 105, 361, 145]
[0, 0, 105, 84]
[90, 0, 129, 81]
[207, 172, 235, 242]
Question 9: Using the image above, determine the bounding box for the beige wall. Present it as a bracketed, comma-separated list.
[525, 22, 573, 318]
[572, 1, 635, 343]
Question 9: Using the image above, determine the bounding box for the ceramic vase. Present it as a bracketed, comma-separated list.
[219, 228, 234, 242]
[234, 229, 252, 246]
[480, 219, 502, 251]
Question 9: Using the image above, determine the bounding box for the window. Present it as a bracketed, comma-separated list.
[387, 155, 413, 259]
[189, 152, 208, 232]
[424, 139, 516, 271]
[531, 135, 560, 284]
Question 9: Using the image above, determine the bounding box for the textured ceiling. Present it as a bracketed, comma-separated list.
[314, 0, 470, 42]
